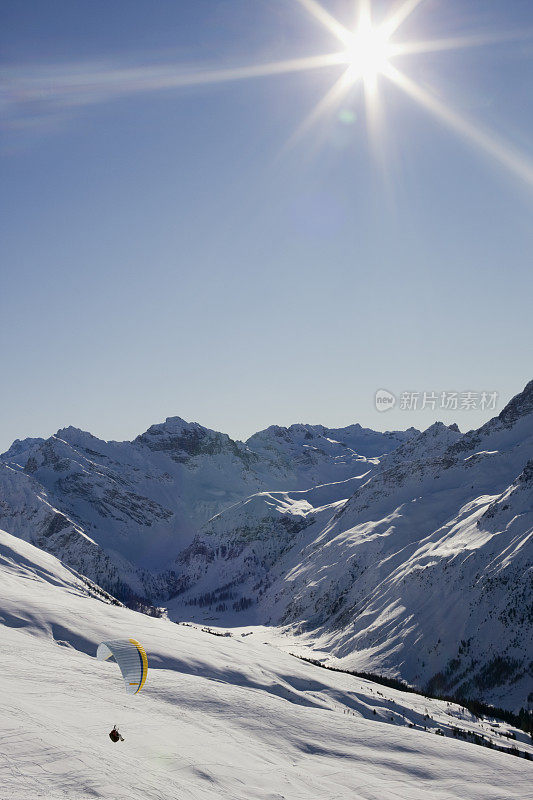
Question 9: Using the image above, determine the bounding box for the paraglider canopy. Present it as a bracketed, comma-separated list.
[97, 638, 148, 695]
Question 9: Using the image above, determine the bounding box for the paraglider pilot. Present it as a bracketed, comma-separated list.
[109, 725, 125, 743]
[96, 638, 147, 745]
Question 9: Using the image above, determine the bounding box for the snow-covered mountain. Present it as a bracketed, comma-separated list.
[0, 416, 409, 603]
[1, 527, 531, 800]
[167, 382, 533, 710]
[247, 422, 418, 480]
[1, 382, 531, 711]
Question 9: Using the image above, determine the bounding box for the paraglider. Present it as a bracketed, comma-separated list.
[96, 638, 148, 742]
[96, 638, 148, 695]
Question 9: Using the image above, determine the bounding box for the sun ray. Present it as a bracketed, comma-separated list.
[356, 1, 388, 174]
[357, 0, 372, 27]
[384, 64, 533, 186]
[282, 68, 355, 153]
[363, 72, 388, 174]
[391, 30, 533, 58]
[293, 0, 353, 45]
[381, 0, 427, 38]
[1, 53, 347, 121]
[153, 52, 348, 88]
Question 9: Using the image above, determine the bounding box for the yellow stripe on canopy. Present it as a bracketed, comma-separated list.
[130, 638, 148, 693]
[96, 638, 148, 695]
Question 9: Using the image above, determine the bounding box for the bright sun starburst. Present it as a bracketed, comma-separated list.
[288, 0, 533, 185]
[3, 0, 532, 185]
[345, 17, 392, 93]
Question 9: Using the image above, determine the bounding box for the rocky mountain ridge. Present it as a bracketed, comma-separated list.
[0, 415, 412, 602]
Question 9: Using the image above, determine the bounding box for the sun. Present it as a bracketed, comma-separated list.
[344, 19, 392, 94]
[285, 0, 533, 185]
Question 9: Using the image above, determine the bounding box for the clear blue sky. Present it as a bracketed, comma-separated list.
[1, 0, 532, 450]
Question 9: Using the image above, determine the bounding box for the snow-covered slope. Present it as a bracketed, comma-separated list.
[169, 382, 533, 710]
[0, 461, 161, 605]
[1, 528, 530, 800]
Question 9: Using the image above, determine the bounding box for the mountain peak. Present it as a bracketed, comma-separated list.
[136, 416, 202, 442]
[423, 421, 461, 436]
[54, 427, 103, 448]
[380, 420, 463, 467]
[161, 416, 201, 432]
[1, 437, 45, 460]
[497, 379, 533, 426]
[135, 416, 250, 462]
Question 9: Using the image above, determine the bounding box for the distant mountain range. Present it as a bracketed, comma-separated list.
[1, 381, 531, 710]
[0, 418, 416, 600]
